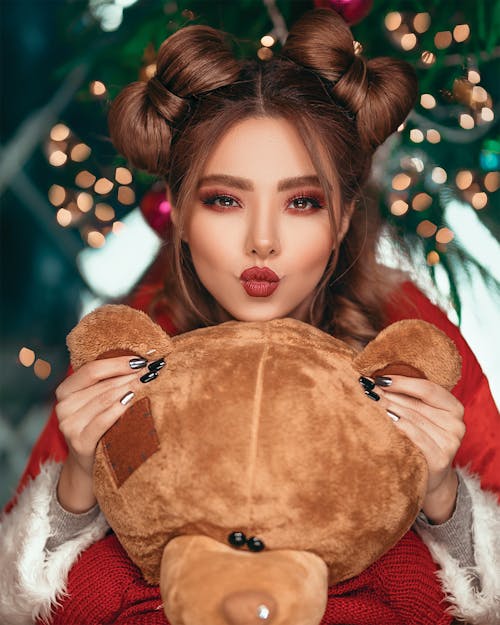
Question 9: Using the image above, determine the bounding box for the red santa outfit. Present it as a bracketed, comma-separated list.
[1, 280, 499, 625]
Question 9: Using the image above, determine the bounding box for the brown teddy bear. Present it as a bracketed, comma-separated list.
[67, 306, 461, 625]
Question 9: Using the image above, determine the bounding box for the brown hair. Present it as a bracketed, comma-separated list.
[108, 8, 418, 348]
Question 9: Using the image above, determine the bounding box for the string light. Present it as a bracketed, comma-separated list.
[434, 31, 452, 49]
[95, 203, 115, 221]
[481, 107, 494, 122]
[453, 24, 470, 43]
[459, 114, 475, 129]
[115, 167, 133, 184]
[49, 151, 67, 166]
[75, 171, 96, 188]
[420, 94, 436, 109]
[71, 143, 91, 162]
[94, 178, 114, 194]
[90, 80, 107, 96]
[392, 173, 412, 191]
[472, 86, 488, 103]
[408, 157, 424, 172]
[18, 347, 35, 367]
[397, 121, 406, 132]
[353, 40, 363, 55]
[257, 47, 273, 60]
[50, 123, 70, 142]
[426, 129, 441, 143]
[432, 167, 447, 184]
[421, 51, 436, 65]
[436, 227, 454, 244]
[426, 251, 440, 265]
[401, 33, 417, 51]
[456, 170, 473, 190]
[413, 13, 431, 33]
[144, 63, 156, 79]
[417, 220, 437, 237]
[87, 231, 106, 248]
[48, 184, 66, 206]
[412, 193, 432, 211]
[56, 208, 72, 227]
[484, 172, 500, 192]
[390, 200, 409, 216]
[384, 12, 402, 31]
[467, 70, 481, 84]
[34, 359, 51, 380]
[410, 129, 424, 143]
[260, 35, 274, 47]
[117, 186, 136, 204]
[471, 192, 488, 209]
[77, 192, 93, 212]
[112, 221, 125, 234]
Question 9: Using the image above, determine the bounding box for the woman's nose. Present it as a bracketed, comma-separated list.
[245, 209, 281, 258]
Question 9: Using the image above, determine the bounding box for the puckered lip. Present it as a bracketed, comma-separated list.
[240, 266, 280, 282]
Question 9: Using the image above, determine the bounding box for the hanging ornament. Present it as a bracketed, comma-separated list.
[140, 185, 172, 238]
[313, 0, 373, 25]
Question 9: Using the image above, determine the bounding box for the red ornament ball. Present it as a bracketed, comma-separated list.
[140, 188, 172, 238]
[313, 0, 373, 25]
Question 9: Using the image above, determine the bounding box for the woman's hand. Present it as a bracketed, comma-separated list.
[362, 375, 465, 524]
[55, 356, 161, 513]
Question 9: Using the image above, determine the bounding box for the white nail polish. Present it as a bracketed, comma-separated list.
[387, 410, 400, 422]
[120, 391, 135, 406]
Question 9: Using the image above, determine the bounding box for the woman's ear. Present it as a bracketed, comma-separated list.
[166, 187, 188, 243]
[337, 200, 355, 243]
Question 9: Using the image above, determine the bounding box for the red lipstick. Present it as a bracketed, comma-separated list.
[240, 266, 280, 298]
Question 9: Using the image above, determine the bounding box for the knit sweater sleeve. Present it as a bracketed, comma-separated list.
[0, 461, 109, 625]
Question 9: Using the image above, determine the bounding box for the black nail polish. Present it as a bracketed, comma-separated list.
[359, 376, 375, 391]
[375, 376, 392, 387]
[364, 389, 380, 401]
[140, 370, 158, 383]
[148, 358, 166, 372]
[129, 357, 147, 369]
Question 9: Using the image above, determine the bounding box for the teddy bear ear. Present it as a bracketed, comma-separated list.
[66, 304, 174, 370]
[352, 320, 461, 390]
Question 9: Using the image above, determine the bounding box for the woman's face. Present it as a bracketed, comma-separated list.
[178, 116, 345, 322]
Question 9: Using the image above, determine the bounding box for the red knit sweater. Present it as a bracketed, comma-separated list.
[11, 277, 497, 625]
[50, 531, 451, 625]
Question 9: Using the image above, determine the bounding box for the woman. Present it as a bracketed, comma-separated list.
[2, 8, 499, 625]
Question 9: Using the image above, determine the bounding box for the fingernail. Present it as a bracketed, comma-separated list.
[375, 376, 392, 387]
[387, 410, 400, 422]
[148, 358, 166, 372]
[140, 370, 158, 383]
[359, 376, 375, 391]
[364, 389, 380, 402]
[120, 391, 135, 405]
[129, 357, 148, 369]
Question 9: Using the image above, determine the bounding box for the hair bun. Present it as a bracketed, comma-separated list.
[108, 25, 240, 176]
[282, 8, 418, 151]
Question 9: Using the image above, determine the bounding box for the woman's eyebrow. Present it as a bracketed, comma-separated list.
[198, 174, 321, 191]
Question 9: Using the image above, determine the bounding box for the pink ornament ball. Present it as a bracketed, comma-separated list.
[140, 188, 172, 238]
[313, 0, 373, 25]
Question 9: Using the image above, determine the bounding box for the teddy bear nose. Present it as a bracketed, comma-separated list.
[220, 590, 277, 624]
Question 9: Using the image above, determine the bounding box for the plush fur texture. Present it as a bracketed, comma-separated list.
[0, 461, 109, 625]
[353, 319, 462, 391]
[66, 306, 464, 625]
[416, 468, 500, 625]
[67, 304, 173, 370]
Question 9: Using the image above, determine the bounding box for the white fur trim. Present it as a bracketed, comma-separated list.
[0, 461, 109, 625]
[415, 467, 500, 625]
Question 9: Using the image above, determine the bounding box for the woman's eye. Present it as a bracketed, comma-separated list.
[288, 196, 323, 211]
[202, 194, 240, 209]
